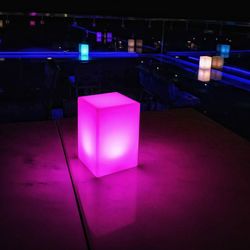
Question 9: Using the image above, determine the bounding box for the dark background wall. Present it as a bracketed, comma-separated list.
[1, 0, 249, 21]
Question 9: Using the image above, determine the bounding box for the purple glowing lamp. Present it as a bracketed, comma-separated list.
[78, 92, 140, 177]
[96, 32, 102, 42]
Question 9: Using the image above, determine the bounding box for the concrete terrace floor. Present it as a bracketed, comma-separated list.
[1, 108, 250, 250]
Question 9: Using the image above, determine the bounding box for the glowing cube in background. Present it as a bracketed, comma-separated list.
[78, 44, 89, 61]
[78, 92, 140, 177]
[199, 56, 212, 69]
[217, 44, 230, 54]
[79, 43, 89, 56]
[212, 56, 224, 69]
[128, 39, 135, 52]
[136, 39, 143, 48]
[128, 39, 135, 47]
[198, 68, 211, 82]
[107, 32, 112, 43]
[217, 44, 230, 58]
[96, 32, 102, 42]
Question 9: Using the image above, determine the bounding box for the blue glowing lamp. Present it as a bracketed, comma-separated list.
[217, 44, 230, 54]
[79, 44, 89, 56]
[78, 44, 89, 61]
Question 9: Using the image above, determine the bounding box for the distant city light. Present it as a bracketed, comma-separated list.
[29, 12, 37, 16]
[29, 20, 36, 27]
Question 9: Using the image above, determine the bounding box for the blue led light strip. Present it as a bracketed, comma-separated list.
[0, 51, 141, 58]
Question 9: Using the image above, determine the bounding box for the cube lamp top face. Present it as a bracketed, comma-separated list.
[79, 92, 138, 109]
[78, 92, 140, 177]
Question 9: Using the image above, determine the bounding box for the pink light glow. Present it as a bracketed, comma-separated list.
[29, 20, 36, 27]
[78, 92, 140, 177]
[29, 12, 37, 16]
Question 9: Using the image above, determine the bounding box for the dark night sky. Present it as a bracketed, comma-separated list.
[1, 1, 249, 21]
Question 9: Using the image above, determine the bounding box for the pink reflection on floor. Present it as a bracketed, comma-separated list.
[74, 165, 137, 236]
[59, 109, 250, 250]
[0, 121, 88, 250]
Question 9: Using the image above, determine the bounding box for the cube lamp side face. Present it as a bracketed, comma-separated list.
[96, 102, 140, 177]
[78, 98, 98, 176]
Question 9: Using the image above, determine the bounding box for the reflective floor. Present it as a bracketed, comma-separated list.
[2, 109, 250, 249]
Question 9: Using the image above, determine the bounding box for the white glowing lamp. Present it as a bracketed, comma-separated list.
[198, 69, 211, 82]
[199, 56, 212, 69]
[78, 92, 140, 177]
[128, 39, 135, 47]
[212, 56, 224, 69]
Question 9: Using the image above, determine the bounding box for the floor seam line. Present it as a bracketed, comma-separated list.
[55, 120, 92, 250]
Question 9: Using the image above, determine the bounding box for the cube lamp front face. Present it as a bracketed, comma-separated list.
[199, 56, 212, 69]
[78, 92, 140, 177]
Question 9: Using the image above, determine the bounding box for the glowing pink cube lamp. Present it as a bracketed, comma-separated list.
[78, 92, 140, 177]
